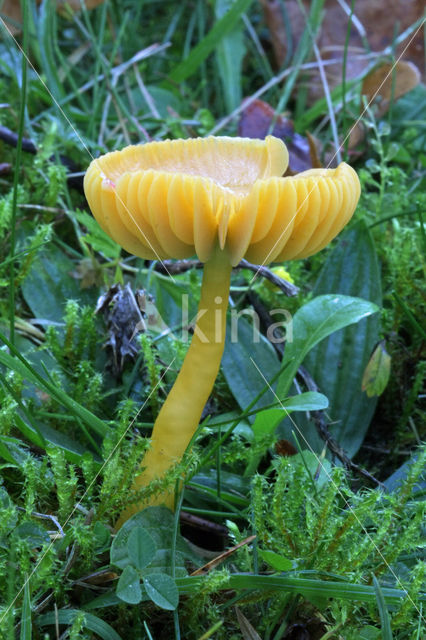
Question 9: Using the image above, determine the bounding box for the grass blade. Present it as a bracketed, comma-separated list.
[37, 609, 122, 640]
[19, 579, 31, 640]
[0, 332, 110, 438]
[166, 0, 254, 85]
[176, 574, 422, 606]
[373, 575, 394, 640]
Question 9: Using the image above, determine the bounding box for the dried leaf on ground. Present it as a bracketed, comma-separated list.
[362, 60, 421, 109]
[1, 0, 105, 35]
[349, 59, 421, 148]
[238, 98, 316, 172]
[260, 0, 424, 103]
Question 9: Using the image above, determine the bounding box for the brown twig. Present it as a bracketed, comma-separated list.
[155, 259, 299, 297]
[0, 124, 37, 153]
[298, 365, 385, 489]
[180, 510, 228, 537]
[190, 535, 257, 575]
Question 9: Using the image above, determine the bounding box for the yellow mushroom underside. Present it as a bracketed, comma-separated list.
[84, 137, 360, 267]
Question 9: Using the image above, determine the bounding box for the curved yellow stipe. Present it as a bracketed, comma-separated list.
[117, 250, 232, 524]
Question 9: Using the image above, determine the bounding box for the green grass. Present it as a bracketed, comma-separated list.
[0, 1, 425, 638]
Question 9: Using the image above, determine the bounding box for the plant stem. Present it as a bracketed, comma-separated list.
[117, 250, 232, 525]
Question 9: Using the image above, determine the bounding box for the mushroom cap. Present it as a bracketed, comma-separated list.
[84, 136, 360, 266]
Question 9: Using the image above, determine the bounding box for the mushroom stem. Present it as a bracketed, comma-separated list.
[117, 250, 232, 525]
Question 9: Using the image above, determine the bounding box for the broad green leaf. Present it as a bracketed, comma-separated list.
[190, 469, 250, 506]
[143, 572, 179, 610]
[362, 341, 391, 397]
[73, 210, 120, 259]
[252, 393, 328, 439]
[0, 333, 109, 439]
[0, 436, 30, 467]
[149, 271, 196, 332]
[111, 507, 190, 576]
[127, 526, 157, 572]
[251, 409, 286, 441]
[384, 447, 426, 494]
[279, 222, 381, 457]
[21, 244, 97, 323]
[359, 627, 381, 640]
[14, 523, 50, 546]
[277, 293, 379, 399]
[390, 85, 426, 140]
[215, 0, 245, 112]
[93, 521, 111, 550]
[243, 393, 328, 474]
[82, 592, 122, 611]
[37, 609, 122, 640]
[258, 550, 293, 572]
[208, 411, 254, 441]
[222, 316, 280, 420]
[235, 607, 262, 640]
[133, 86, 182, 119]
[166, 0, 254, 85]
[116, 566, 142, 605]
[12, 410, 99, 465]
[284, 392, 329, 414]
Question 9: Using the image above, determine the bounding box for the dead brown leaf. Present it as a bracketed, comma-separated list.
[362, 60, 421, 110]
[1, 0, 105, 35]
[259, 0, 424, 103]
[238, 98, 316, 173]
[348, 59, 421, 148]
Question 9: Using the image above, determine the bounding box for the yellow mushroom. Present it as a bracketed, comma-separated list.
[84, 136, 360, 526]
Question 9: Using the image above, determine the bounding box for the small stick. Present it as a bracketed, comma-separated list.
[16, 507, 65, 537]
[155, 259, 299, 297]
[298, 366, 385, 489]
[190, 535, 257, 575]
[180, 510, 228, 537]
[0, 124, 37, 153]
